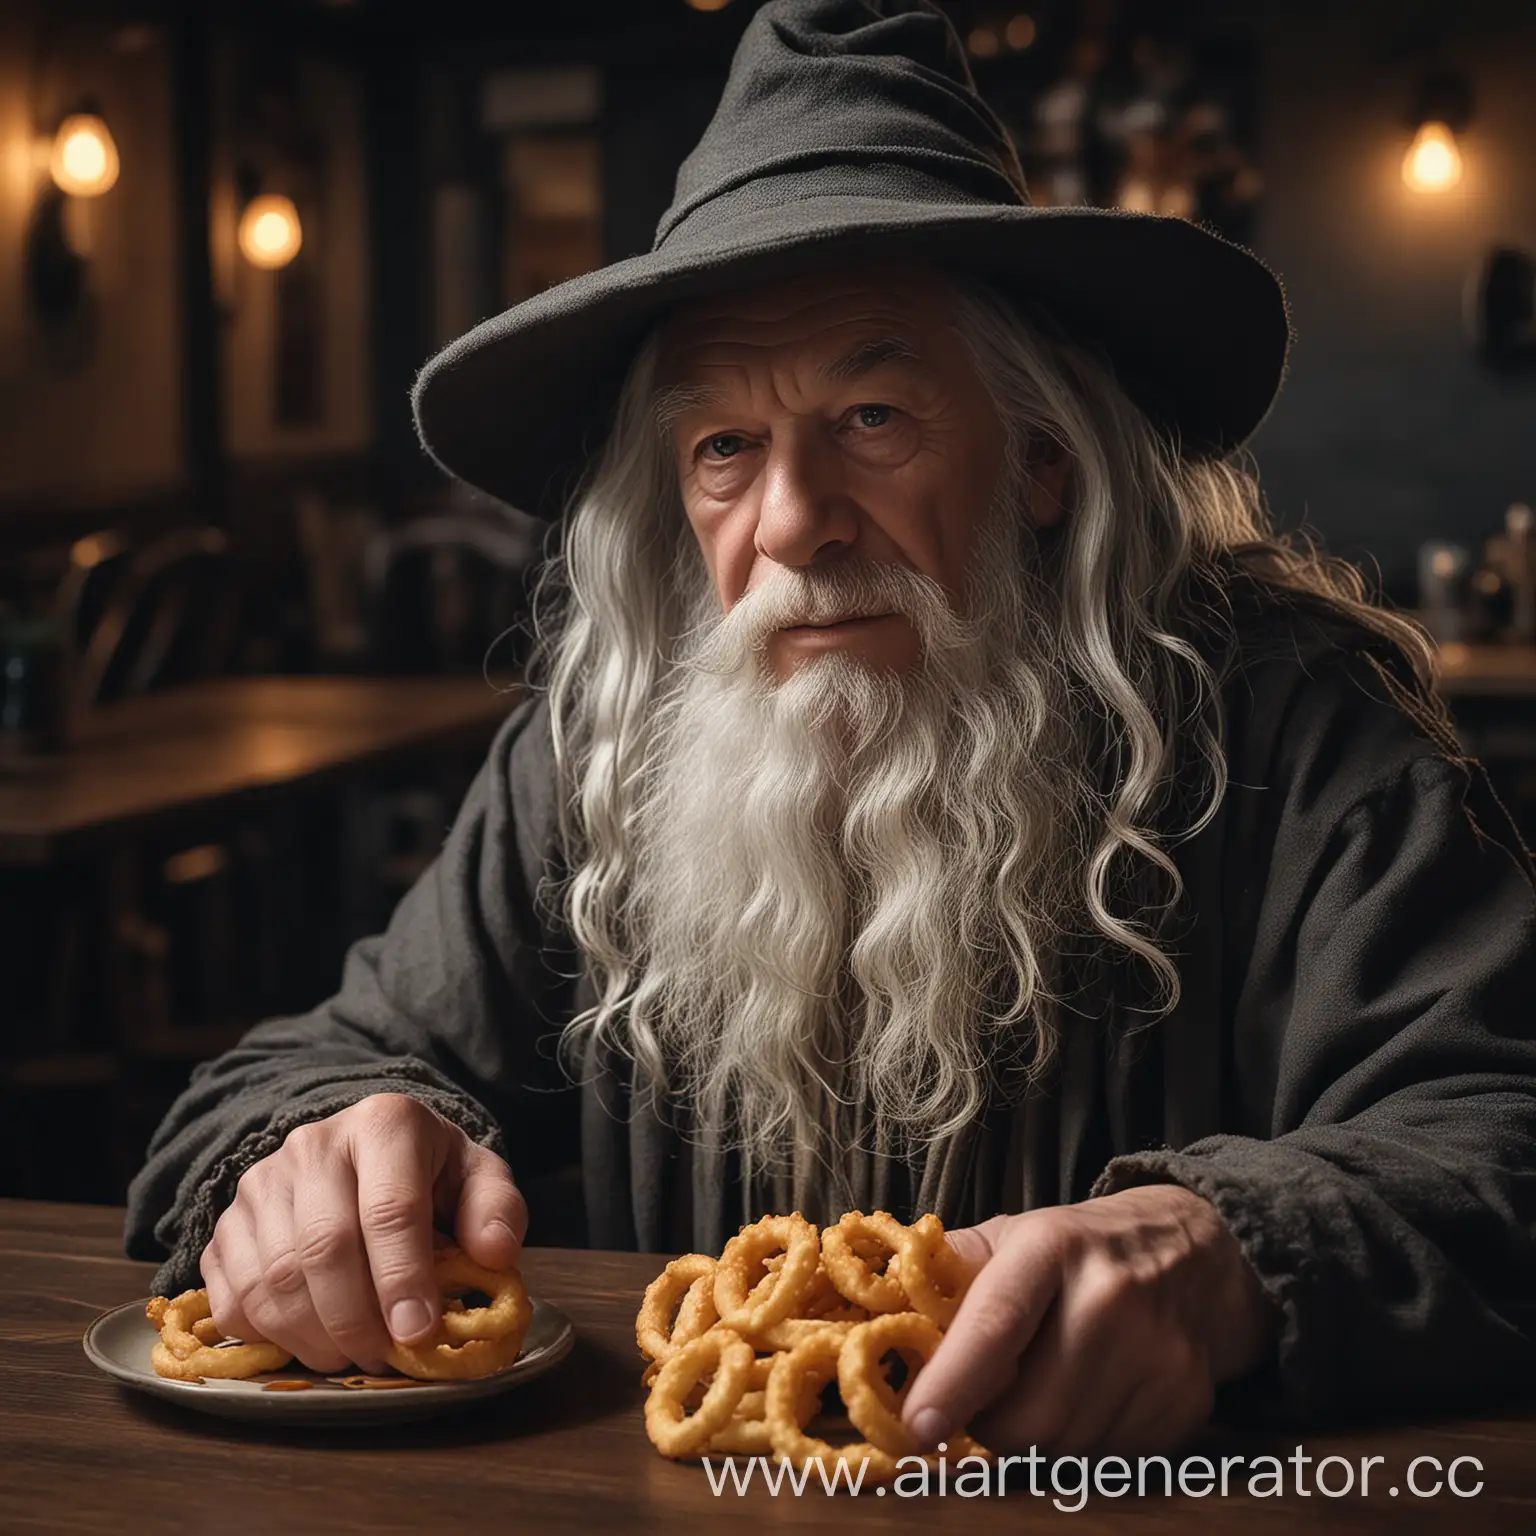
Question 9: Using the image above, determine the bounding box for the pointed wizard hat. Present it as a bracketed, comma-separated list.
[412, 0, 1290, 519]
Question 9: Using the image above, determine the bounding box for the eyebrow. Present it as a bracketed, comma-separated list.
[652, 381, 727, 436]
[650, 334, 926, 436]
[816, 334, 924, 385]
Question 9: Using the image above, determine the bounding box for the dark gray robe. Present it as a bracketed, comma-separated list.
[125, 588, 1536, 1425]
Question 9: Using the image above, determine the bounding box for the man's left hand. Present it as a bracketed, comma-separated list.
[901, 1185, 1281, 1457]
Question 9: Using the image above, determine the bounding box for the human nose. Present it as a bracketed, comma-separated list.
[753, 426, 859, 568]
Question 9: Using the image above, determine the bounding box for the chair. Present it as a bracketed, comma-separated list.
[72, 527, 233, 708]
[362, 511, 543, 676]
[49, 529, 134, 666]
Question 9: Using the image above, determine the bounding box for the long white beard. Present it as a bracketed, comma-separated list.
[617, 477, 1092, 1194]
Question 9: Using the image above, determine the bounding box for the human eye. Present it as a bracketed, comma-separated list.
[838, 401, 916, 466]
[698, 432, 748, 461]
[850, 404, 893, 430]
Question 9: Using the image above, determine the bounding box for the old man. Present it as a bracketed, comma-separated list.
[127, 0, 1536, 1457]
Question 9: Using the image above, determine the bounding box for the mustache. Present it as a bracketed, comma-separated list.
[679, 559, 976, 677]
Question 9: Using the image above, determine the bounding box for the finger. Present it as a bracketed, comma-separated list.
[975, 1256, 1159, 1456]
[966, 1296, 1092, 1454]
[962, 1354, 1022, 1449]
[1022, 1290, 1122, 1455]
[351, 1122, 441, 1347]
[249, 1175, 351, 1372]
[901, 1223, 1063, 1451]
[448, 1143, 528, 1271]
[201, 1219, 259, 1345]
[940, 1214, 1009, 1275]
[290, 1143, 393, 1374]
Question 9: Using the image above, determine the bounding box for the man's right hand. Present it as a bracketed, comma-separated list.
[199, 1093, 527, 1374]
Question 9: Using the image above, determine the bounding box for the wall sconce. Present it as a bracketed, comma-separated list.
[27, 101, 119, 350]
[237, 193, 303, 270]
[49, 112, 120, 198]
[1402, 68, 1470, 194]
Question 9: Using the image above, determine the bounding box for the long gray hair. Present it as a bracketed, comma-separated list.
[521, 272, 1452, 1180]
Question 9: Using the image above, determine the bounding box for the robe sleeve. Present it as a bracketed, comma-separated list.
[1094, 727, 1536, 1421]
[123, 689, 580, 1296]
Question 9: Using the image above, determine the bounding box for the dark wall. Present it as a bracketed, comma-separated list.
[1244, 0, 1536, 600]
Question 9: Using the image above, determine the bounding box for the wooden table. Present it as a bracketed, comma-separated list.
[3, 1200, 1533, 1534]
[0, 674, 521, 867]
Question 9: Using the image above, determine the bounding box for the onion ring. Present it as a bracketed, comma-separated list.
[644, 1327, 755, 1458]
[146, 1290, 293, 1381]
[384, 1245, 531, 1381]
[746, 1315, 860, 1352]
[821, 1212, 910, 1313]
[899, 1213, 971, 1328]
[712, 1214, 820, 1335]
[636, 1254, 718, 1363]
[838, 1312, 986, 1459]
[764, 1327, 899, 1480]
[704, 1355, 780, 1455]
[826, 1210, 970, 1327]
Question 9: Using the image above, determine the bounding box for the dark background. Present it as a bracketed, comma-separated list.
[1, 0, 1533, 1206]
[3, 0, 1532, 595]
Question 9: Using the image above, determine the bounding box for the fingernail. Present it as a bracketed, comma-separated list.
[486, 1218, 516, 1249]
[389, 1299, 432, 1341]
[908, 1407, 947, 1451]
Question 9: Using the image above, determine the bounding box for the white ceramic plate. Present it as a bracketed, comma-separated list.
[83, 1296, 575, 1425]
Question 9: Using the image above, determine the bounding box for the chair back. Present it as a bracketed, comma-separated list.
[74, 527, 233, 707]
[362, 513, 541, 674]
[49, 529, 133, 660]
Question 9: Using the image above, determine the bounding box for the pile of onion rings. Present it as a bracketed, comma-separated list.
[636, 1210, 984, 1481]
[145, 1243, 531, 1383]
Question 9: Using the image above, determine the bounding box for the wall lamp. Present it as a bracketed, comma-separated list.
[27, 99, 119, 345]
[237, 193, 303, 270]
[49, 110, 119, 197]
[1402, 68, 1470, 194]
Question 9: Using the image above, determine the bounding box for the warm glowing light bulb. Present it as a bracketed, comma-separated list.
[684, 0, 732, 11]
[1402, 121, 1462, 193]
[50, 114, 119, 197]
[238, 194, 303, 269]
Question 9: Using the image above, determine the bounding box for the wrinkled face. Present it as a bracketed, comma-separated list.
[656, 267, 1066, 681]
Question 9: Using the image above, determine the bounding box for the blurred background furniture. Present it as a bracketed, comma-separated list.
[338, 505, 545, 911]
[362, 508, 544, 676]
[48, 529, 133, 685]
[0, 673, 519, 1203]
[71, 525, 233, 707]
[294, 487, 381, 672]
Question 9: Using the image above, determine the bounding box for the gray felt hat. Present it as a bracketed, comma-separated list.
[412, 0, 1291, 520]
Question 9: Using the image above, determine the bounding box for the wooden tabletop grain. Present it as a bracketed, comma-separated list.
[0, 675, 520, 866]
[3, 1199, 1533, 1534]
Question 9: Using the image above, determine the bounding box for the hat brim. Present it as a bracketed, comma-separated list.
[412, 199, 1291, 519]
